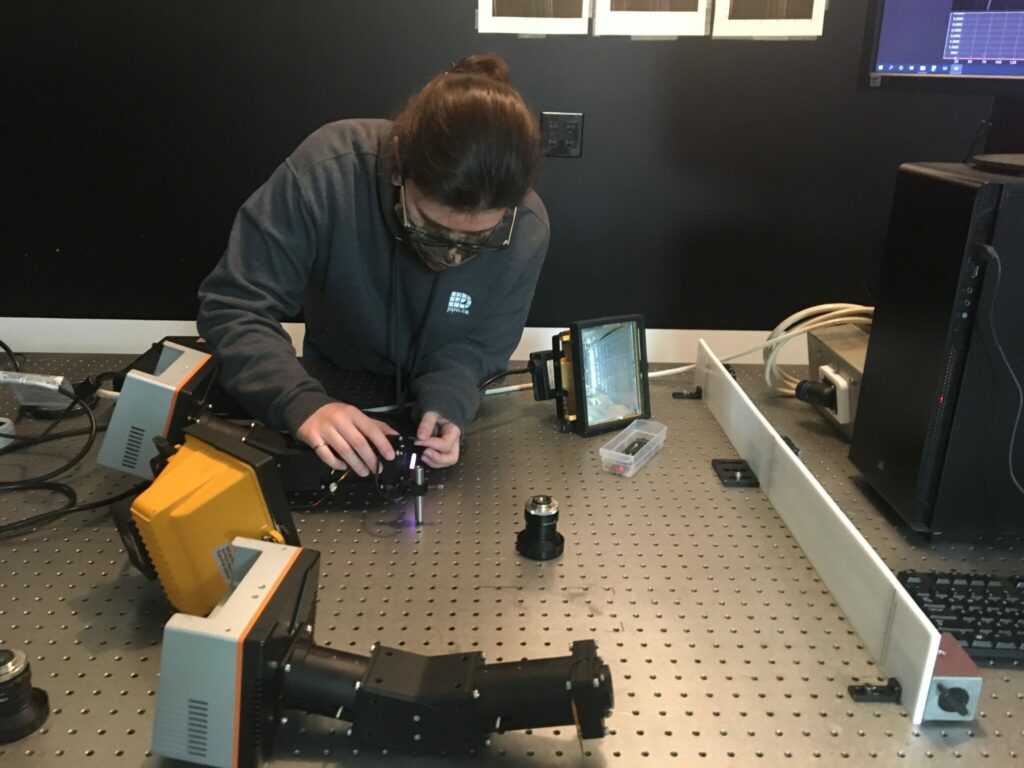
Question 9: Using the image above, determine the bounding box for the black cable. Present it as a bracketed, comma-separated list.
[0, 483, 147, 537]
[9, 402, 69, 444]
[0, 423, 109, 457]
[0, 482, 78, 509]
[0, 337, 21, 371]
[0, 397, 97, 490]
[20, 395, 97, 420]
[962, 113, 994, 163]
[479, 366, 533, 391]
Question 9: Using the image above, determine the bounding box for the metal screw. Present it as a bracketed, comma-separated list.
[592, 677, 600, 688]
[305, 624, 313, 634]
[565, 680, 572, 690]
[280, 716, 288, 725]
[413, 734, 421, 741]
[354, 680, 361, 690]
[412, 714, 421, 722]
[484, 739, 491, 747]
[283, 663, 292, 674]
[346, 728, 353, 737]
[472, 689, 480, 700]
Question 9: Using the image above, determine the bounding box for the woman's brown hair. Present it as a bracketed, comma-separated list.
[394, 54, 540, 211]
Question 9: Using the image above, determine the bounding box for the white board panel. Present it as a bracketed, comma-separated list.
[592, 0, 711, 37]
[478, 0, 591, 35]
[695, 339, 939, 724]
[712, 0, 827, 39]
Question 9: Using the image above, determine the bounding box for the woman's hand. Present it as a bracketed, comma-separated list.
[297, 402, 397, 476]
[415, 411, 461, 468]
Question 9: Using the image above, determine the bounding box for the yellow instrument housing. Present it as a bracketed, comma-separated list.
[131, 434, 285, 616]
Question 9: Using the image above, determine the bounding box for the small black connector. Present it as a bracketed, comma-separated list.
[672, 385, 703, 400]
[795, 379, 837, 411]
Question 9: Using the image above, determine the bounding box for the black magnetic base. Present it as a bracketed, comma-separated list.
[711, 458, 760, 488]
[516, 528, 564, 561]
[0, 688, 49, 744]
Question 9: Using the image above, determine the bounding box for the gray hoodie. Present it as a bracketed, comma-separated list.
[197, 119, 550, 434]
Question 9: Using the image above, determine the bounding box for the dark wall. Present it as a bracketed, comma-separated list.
[0, 1, 994, 328]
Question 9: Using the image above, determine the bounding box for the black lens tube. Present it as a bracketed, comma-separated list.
[0, 649, 49, 744]
[476, 641, 613, 737]
[517, 494, 564, 560]
[279, 643, 368, 718]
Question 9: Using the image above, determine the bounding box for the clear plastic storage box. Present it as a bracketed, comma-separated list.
[599, 419, 667, 477]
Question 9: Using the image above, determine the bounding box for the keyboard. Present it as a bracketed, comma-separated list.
[898, 570, 1024, 663]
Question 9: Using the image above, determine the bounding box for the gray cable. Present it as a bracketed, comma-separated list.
[987, 252, 1024, 496]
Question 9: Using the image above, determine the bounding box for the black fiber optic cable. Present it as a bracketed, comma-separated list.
[478, 365, 533, 391]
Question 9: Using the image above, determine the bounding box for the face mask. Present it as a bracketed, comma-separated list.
[394, 198, 482, 271]
[409, 240, 479, 271]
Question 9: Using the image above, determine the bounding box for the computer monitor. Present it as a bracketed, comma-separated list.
[871, 0, 1024, 83]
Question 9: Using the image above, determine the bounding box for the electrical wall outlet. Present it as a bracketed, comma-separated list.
[540, 111, 584, 157]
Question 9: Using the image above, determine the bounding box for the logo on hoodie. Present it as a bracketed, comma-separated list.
[447, 291, 472, 315]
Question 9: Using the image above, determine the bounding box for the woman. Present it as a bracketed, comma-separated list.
[197, 54, 548, 476]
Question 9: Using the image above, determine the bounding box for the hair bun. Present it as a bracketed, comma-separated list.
[449, 53, 510, 84]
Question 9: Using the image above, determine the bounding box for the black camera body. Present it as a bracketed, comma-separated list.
[376, 435, 426, 499]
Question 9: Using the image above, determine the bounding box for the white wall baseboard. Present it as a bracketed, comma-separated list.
[0, 317, 809, 366]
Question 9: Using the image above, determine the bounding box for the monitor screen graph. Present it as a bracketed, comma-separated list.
[874, 0, 1024, 80]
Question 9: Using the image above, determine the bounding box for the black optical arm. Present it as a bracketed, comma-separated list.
[278, 639, 613, 754]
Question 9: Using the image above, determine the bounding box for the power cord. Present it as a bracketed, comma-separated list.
[0, 423, 109, 457]
[0, 395, 107, 536]
[962, 113, 994, 164]
[475, 308, 876, 397]
[0, 363, 170, 534]
[761, 304, 874, 395]
[646, 305, 873, 385]
[0, 396, 98, 490]
[0, 483, 148, 538]
[478, 366, 533, 391]
[0, 338, 22, 371]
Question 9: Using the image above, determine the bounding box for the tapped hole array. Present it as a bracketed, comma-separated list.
[0, 358, 1020, 765]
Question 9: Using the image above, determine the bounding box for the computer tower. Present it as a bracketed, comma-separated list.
[850, 162, 1024, 535]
